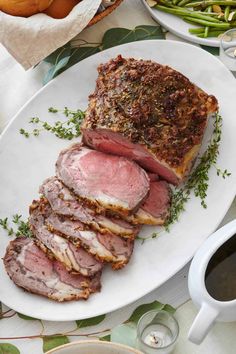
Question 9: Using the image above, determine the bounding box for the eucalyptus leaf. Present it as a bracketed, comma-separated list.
[102, 28, 136, 49]
[200, 45, 219, 56]
[99, 334, 111, 342]
[128, 301, 166, 324]
[65, 47, 101, 69]
[0, 343, 20, 354]
[17, 313, 38, 321]
[42, 25, 165, 84]
[110, 323, 136, 347]
[44, 44, 71, 64]
[102, 25, 164, 49]
[43, 336, 69, 353]
[76, 314, 105, 328]
[43, 46, 100, 83]
[134, 25, 165, 40]
[163, 304, 176, 314]
[43, 56, 71, 85]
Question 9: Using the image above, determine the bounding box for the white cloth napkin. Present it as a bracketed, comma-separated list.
[0, 0, 101, 70]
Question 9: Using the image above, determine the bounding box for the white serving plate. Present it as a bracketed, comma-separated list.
[45, 340, 142, 354]
[141, 0, 221, 47]
[0, 40, 236, 321]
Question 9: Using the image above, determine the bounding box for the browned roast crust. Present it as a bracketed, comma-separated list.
[82, 55, 218, 179]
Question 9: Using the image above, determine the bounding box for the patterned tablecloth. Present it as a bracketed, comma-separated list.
[0, 1, 236, 353]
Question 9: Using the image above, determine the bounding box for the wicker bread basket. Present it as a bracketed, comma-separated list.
[88, 0, 124, 26]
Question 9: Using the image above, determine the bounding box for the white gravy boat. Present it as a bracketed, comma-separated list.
[188, 219, 236, 344]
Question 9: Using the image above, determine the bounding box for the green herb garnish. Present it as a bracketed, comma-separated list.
[0, 218, 14, 236]
[165, 112, 230, 229]
[20, 107, 85, 140]
[0, 214, 32, 238]
[137, 231, 161, 244]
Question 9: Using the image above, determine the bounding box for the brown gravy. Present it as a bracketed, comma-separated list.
[205, 235, 236, 302]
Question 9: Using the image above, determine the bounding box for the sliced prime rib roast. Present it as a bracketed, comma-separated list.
[30, 199, 134, 270]
[40, 177, 139, 239]
[56, 143, 150, 216]
[3, 237, 101, 302]
[147, 173, 159, 182]
[29, 201, 103, 276]
[82, 55, 218, 185]
[126, 181, 171, 225]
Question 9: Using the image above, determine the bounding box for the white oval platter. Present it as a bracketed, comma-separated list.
[0, 40, 236, 321]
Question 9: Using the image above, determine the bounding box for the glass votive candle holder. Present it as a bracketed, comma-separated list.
[136, 310, 179, 354]
[219, 29, 236, 73]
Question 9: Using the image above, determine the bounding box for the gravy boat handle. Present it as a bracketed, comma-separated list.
[188, 302, 219, 345]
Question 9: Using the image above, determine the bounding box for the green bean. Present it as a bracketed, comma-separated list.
[186, 1, 236, 8]
[204, 6, 212, 37]
[155, 4, 223, 21]
[178, 0, 193, 6]
[183, 15, 231, 26]
[189, 27, 226, 35]
[159, 0, 179, 7]
[189, 27, 206, 32]
[225, 5, 231, 20]
[183, 17, 205, 25]
[197, 29, 226, 35]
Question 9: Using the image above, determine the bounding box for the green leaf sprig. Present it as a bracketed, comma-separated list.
[136, 231, 160, 244]
[165, 112, 231, 229]
[0, 343, 20, 354]
[43, 25, 165, 84]
[76, 315, 106, 329]
[43, 336, 69, 353]
[0, 214, 32, 238]
[20, 107, 85, 140]
[0, 300, 175, 353]
[0, 217, 13, 236]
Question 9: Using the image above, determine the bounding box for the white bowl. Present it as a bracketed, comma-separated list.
[45, 340, 143, 354]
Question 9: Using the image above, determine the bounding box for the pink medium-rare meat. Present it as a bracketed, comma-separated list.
[126, 181, 171, 225]
[82, 55, 218, 185]
[29, 201, 103, 277]
[3, 237, 101, 302]
[56, 144, 150, 216]
[40, 177, 139, 239]
[35, 199, 134, 269]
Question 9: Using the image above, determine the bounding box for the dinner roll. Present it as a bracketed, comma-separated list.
[0, 0, 54, 17]
[44, 0, 80, 19]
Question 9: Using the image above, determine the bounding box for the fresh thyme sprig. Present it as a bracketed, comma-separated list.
[165, 112, 230, 230]
[20, 107, 85, 140]
[137, 231, 161, 244]
[0, 214, 32, 238]
[0, 218, 14, 236]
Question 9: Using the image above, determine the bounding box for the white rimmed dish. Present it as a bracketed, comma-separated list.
[141, 0, 221, 47]
[45, 340, 143, 354]
[0, 40, 236, 321]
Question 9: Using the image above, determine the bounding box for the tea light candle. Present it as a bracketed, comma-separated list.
[136, 310, 179, 354]
[142, 325, 173, 348]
